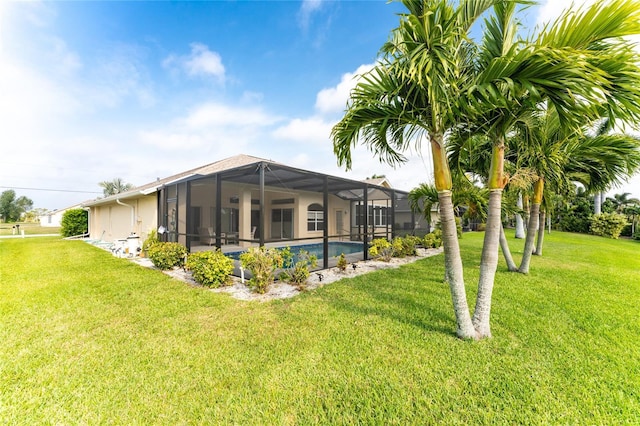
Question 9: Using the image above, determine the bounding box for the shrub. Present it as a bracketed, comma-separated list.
[590, 213, 628, 239]
[391, 237, 405, 258]
[60, 209, 88, 237]
[404, 235, 423, 248]
[369, 238, 392, 262]
[186, 250, 234, 288]
[141, 229, 159, 255]
[147, 242, 187, 270]
[620, 224, 633, 237]
[280, 249, 318, 290]
[336, 253, 347, 272]
[391, 236, 417, 257]
[239, 246, 284, 294]
[423, 229, 443, 248]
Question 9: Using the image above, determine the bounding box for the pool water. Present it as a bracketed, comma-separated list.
[226, 241, 364, 263]
[291, 242, 364, 259]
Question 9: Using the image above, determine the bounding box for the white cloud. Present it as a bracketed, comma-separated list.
[137, 102, 283, 156]
[46, 37, 82, 75]
[86, 46, 156, 109]
[535, 0, 598, 28]
[315, 64, 374, 115]
[272, 117, 333, 144]
[298, 0, 323, 31]
[164, 43, 225, 83]
[183, 102, 281, 129]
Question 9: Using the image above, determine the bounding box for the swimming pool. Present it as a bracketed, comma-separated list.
[226, 241, 364, 262]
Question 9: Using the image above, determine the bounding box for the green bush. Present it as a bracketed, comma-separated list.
[280, 248, 318, 290]
[239, 247, 284, 294]
[423, 229, 443, 248]
[369, 238, 392, 262]
[391, 236, 417, 257]
[141, 229, 159, 255]
[590, 213, 628, 239]
[336, 253, 348, 272]
[147, 242, 187, 270]
[60, 209, 88, 237]
[620, 224, 633, 237]
[186, 250, 234, 288]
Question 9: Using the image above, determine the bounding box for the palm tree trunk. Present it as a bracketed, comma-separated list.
[438, 191, 476, 339]
[472, 143, 507, 339]
[519, 178, 543, 274]
[534, 210, 546, 256]
[500, 223, 518, 271]
[515, 192, 525, 238]
[430, 135, 476, 340]
[594, 191, 602, 214]
[472, 189, 502, 338]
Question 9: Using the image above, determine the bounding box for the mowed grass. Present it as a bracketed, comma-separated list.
[1, 232, 638, 424]
[0, 222, 60, 236]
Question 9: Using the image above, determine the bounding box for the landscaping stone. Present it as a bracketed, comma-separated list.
[133, 247, 443, 302]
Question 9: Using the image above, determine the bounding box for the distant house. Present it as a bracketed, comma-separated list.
[82, 154, 432, 268]
[38, 204, 83, 227]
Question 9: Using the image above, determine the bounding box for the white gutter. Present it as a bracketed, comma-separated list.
[116, 198, 135, 233]
[83, 207, 91, 238]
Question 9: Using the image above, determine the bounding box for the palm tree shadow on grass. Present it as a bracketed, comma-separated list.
[325, 265, 459, 338]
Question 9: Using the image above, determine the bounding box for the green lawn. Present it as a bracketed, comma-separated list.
[0, 222, 60, 236]
[1, 232, 638, 424]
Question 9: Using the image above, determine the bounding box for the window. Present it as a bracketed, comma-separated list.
[355, 204, 387, 227]
[307, 203, 324, 231]
[372, 206, 388, 226]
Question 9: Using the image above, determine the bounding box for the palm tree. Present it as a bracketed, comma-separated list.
[99, 178, 134, 197]
[506, 105, 640, 273]
[333, 0, 640, 339]
[460, 0, 640, 334]
[332, 0, 499, 339]
[408, 183, 439, 231]
[409, 178, 489, 232]
[608, 192, 640, 213]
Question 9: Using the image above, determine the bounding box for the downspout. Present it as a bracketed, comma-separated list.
[83, 207, 91, 238]
[116, 198, 135, 234]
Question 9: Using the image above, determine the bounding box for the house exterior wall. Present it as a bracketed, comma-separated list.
[88, 195, 157, 242]
[38, 205, 82, 227]
[39, 210, 65, 227]
[295, 192, 350, 240]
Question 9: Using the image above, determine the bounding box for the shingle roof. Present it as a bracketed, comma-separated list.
[83, 154, 276, 207]
[362, 177, 391, 188]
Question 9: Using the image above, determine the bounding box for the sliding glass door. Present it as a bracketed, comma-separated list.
[271, 208, 293, 239]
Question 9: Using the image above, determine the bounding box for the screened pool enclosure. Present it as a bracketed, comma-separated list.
[157, 160, 427, 271]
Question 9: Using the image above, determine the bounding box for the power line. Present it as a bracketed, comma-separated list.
[0, 186, 101, 194]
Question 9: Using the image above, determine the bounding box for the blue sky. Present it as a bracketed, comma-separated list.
[1, 0, 638, 211]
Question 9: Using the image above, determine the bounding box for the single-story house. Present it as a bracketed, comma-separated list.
[38, 204, 83, 227]
[82, 154, 434, 269]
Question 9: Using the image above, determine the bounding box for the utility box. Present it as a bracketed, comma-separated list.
[126, 234, 141, 256]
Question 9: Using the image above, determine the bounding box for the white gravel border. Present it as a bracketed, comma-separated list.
[132, 247, 444, 302]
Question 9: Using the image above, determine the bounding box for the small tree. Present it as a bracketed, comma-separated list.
[0, 190, 33, 222]
[60, 209, 88, 237]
